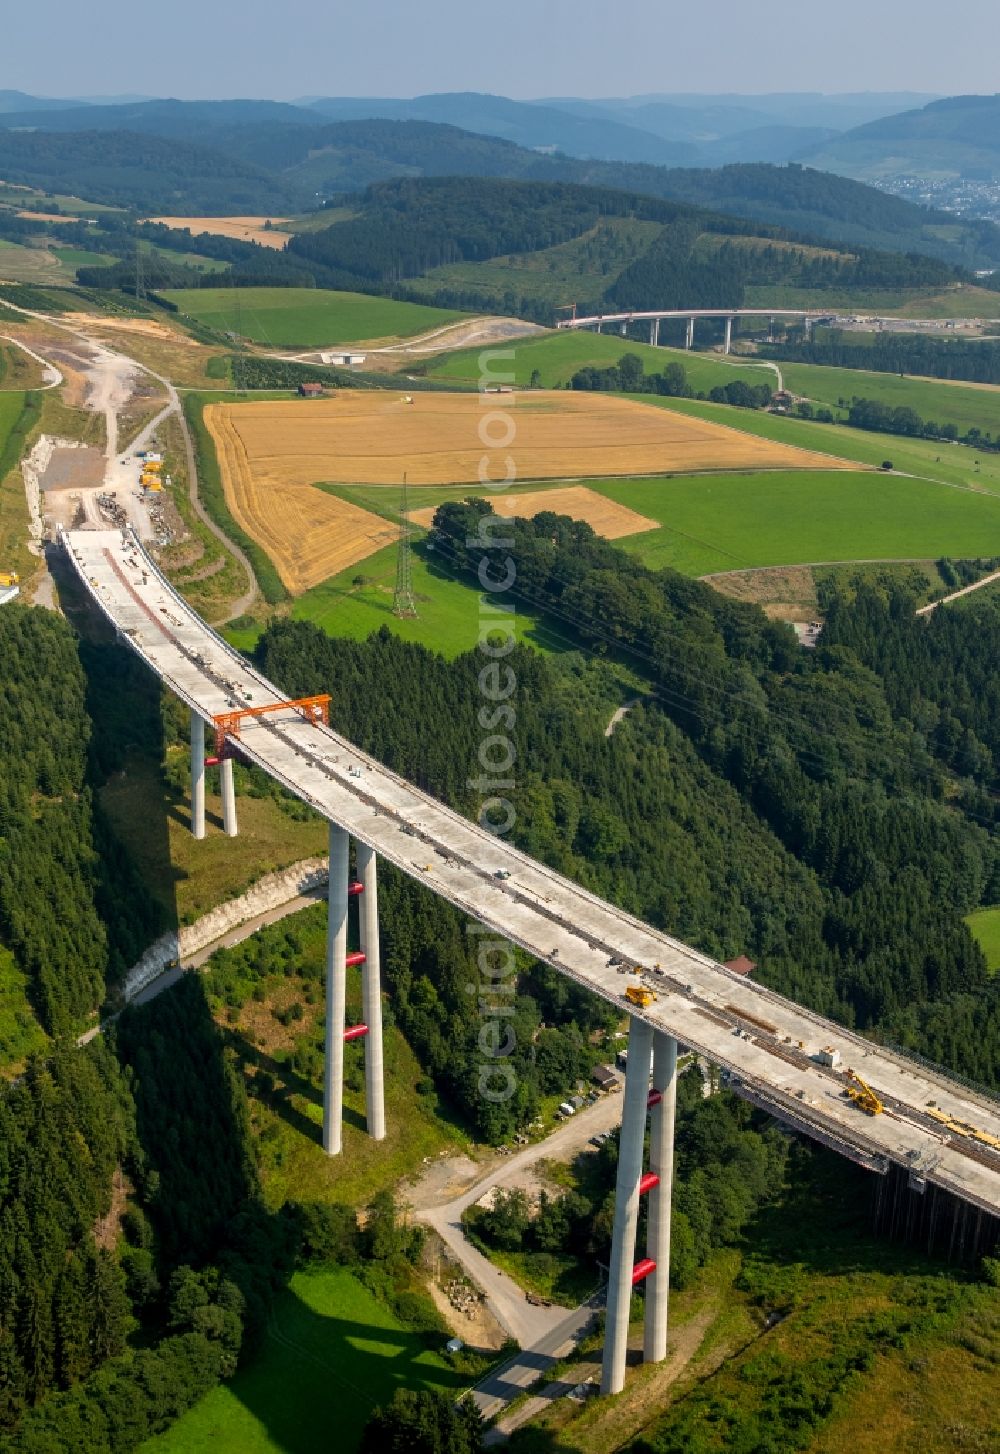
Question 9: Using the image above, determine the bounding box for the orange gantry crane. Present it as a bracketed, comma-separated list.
[211, 694, 331, 758]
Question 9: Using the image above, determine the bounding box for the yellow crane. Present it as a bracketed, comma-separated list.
[845, 1068, 884, 1116]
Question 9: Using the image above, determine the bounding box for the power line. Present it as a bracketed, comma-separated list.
[393, 474, 418, 619]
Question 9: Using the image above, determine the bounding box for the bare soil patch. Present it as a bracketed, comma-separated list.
[707, 564, 820, 622]
[39, 445, 104, 492]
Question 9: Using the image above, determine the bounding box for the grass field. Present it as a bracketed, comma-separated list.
[225, 538, 563, 659]
[51, 246, 112, 270]
[163, 287, 468, 348]
[638, 391, 1000, 499]
[141, 1267, 464, 1454]
[966, 907, 1000, 973]
[592, 468, 1000, 576]
[0, 238, 64, 284]
[427, 328, 774, 392]
[784, 362, 1000, 436]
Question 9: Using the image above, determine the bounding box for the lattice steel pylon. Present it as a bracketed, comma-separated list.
[393, 474, 418, 618]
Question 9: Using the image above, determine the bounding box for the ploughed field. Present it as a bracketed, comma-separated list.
[204, 389, 854, 594]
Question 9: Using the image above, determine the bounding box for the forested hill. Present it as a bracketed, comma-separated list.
[279, 175, 958, 322]
[0, 129, 300, 214]
[804, 93, 1000, 183]
[3, 101, 998, 266]
[258, 504, 1000, 1095]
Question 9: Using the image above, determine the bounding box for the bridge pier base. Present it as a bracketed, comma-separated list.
[644, 1032, 677, 1363]
[724, 317, 734, 355]
[357, 841, 386, 1141]
[190, 711, 205, 840]
[323, 823, 350, 1156]
[601, 1016, 653, 1395]
[221, 757, 238, 837]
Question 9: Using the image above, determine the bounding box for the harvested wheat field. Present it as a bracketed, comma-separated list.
[144, 216, 290, 249]
[409, 486, 658, 539]
[208, 390, 853, 489]
[204, 404, 397, 594]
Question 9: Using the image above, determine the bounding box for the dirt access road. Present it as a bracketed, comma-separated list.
[3, 299, 258, 620]
[410, 1091, 623, 1350]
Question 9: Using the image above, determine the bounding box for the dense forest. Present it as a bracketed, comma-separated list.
[256, 503, 1000, 1100]
[283, 177, 965, 320]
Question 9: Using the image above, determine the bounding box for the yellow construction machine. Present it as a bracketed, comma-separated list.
[845, 1068, 884, 1116]
[624, 985, 658, 1009]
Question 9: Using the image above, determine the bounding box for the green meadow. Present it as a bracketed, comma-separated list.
[225, 538, 563, 659]
[783, 361, 1000, 436]
[141, 1266, 464, 1454]
[428, 326, 772, 392]
[966, 907, 1000, 973]
[164, 287, 467, 348]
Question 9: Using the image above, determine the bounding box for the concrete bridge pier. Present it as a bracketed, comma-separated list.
[323, 823, 350, 1156]
[357, 841, 386, 1141]
[190, 711, 205, 840]
[685, 317, 695, 350]
[220, 757, 238, 837]
[644, 1031, 678, 1363]
[601, 1016, 654, 1395]
[724, 317, 734, 355]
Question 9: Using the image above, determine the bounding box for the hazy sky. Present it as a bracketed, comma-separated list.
[4, 0, 999, 100]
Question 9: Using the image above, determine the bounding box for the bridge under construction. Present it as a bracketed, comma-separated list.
[64, 527, 1000, 1396]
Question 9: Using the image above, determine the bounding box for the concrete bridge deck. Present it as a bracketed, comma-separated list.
[64, 527, 1000, 1219]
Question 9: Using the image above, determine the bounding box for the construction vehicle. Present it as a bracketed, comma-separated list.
[845, 1068, 884, 1116]
[926, 1106, 1000, 1152]
[0, 570, 19, 588]
[624, 985, 658, 1009]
